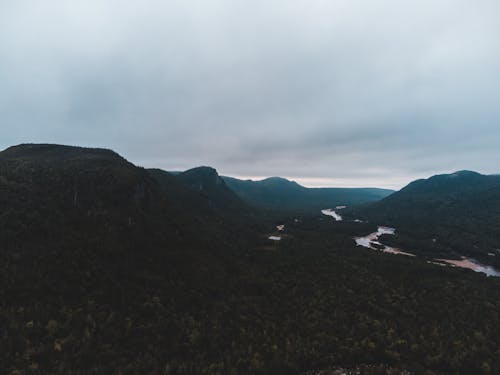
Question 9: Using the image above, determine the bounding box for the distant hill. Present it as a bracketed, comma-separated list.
[361, 170, 500, 264]
[222, 175, 393, 212]
[177, 167, 247, 213]
[148, 166, 248, 216]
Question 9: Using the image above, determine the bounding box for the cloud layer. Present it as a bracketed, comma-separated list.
[1, 0, 500, 188]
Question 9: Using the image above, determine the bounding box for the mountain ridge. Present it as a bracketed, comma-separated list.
[0, 143, 128, 164]
[223, 175, 394, 211]
[360, 170, 500, 266]
[151, 166, 248, 214]
[2, 144, 500, 373]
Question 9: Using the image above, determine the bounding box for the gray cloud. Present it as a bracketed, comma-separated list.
[1, 0, 500, 189]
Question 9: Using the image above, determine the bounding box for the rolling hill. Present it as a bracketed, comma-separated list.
[0, 144, 261, 372]
[148, 166, 247, 216]
[2, 145, 500, 374]
[360, 170, 500, 265]
[0, 144, 238, 249]
[222, 175, 393, 212]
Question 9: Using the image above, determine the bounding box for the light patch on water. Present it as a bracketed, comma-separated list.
[435, 258, 500, 277]
[268, 236, 281, 241]
[321, 209, 342, 221]
[276, 225, 285, 231]
[351, 225, 500, 277]
[382, 247, 416, 257]
[427, 260, 446, 267]
[335, 205, 347, 210]
[354, 226, 415, 257]
[377, 226, 396, 236]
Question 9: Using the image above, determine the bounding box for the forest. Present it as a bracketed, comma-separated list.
[351, 171, 500, 268]
[1, 145, 500, 374]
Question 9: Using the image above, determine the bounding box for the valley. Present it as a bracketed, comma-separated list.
[1, 144, 500, 374]
[5, 2, 500, 373]
[319, 205, 500, 276]
[350, 224, 500, 277]
[354, 226, 416, 257]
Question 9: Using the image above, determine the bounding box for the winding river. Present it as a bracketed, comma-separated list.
[354, 225, 500, 277]
[354, 226, 415, 257]
[321, 208, 500, 277]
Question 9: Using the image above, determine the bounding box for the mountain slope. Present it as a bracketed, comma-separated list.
[0, 143, 250, 295]
[0, 144, 232, 244]
[1, 146, 500, 374]
[223, 175, 393, 211]
[177, 167, 247, 213]
[362, 170, 500, 264]
[0, 144, 263, 372]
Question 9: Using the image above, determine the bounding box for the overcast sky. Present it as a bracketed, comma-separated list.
[1, 0, 500, 189]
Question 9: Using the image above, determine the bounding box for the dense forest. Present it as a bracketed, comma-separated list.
[1, 145, 500, 374]
[352, 171, 500, 268]
[222, 176, 393, 212]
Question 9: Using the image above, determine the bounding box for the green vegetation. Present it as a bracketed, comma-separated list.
[1, 145, 500, 374]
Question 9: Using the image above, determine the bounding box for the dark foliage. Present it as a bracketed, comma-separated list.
[1, 145, 499, 374]
[222, 176, 393, 212]
[355, 171, 500, 267]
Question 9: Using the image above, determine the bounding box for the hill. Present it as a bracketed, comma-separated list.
[0, 144, 261, 372]
[360, 170, 500, 265]
[2, 146, 500, 374]
[176, 166, 247, 213]
[0, 144, 233, 248]
[222, 175, 393, 212]
[148, 167, 248, 215]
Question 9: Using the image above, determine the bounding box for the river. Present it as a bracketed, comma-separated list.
[353, 224, 500, 277]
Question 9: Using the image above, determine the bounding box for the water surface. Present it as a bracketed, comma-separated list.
[354, 227, 415, 257]
[321, 208, 342, 221]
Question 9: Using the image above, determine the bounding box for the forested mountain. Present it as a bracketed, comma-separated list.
[0, 144, 240, 250]
[0, 143, 260, 372]
[2, 145, 500, 374]
[222, 175, 393, 212]
[359, 170, 500, 265]
[148, 166, 247, 216]
[177, 167, 247, 213]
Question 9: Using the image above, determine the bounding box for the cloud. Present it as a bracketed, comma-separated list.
[1, 0, 500, 188]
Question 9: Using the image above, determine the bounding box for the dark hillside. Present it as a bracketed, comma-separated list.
[222, 175, 393, 212]
[359, 171, 500, 265]
[1, 147, 500, 374]
[178, 166, 247, 213]
[0, 144, 247, 314]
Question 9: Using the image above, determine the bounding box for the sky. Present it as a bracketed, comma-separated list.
[1, 0, 500, 189]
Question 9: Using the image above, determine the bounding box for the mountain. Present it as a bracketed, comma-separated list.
[0, 143, 255, 292]
[222, 175, 394, 211]
[177, 166, 247, 213]
[148, 166, 248, 216]
[0, 143, 157, 245]
[2, 145, 500, 374]
[0, 144, 261, 372]
[0, 144, 220, 248]
[361, 170, 500, 264]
